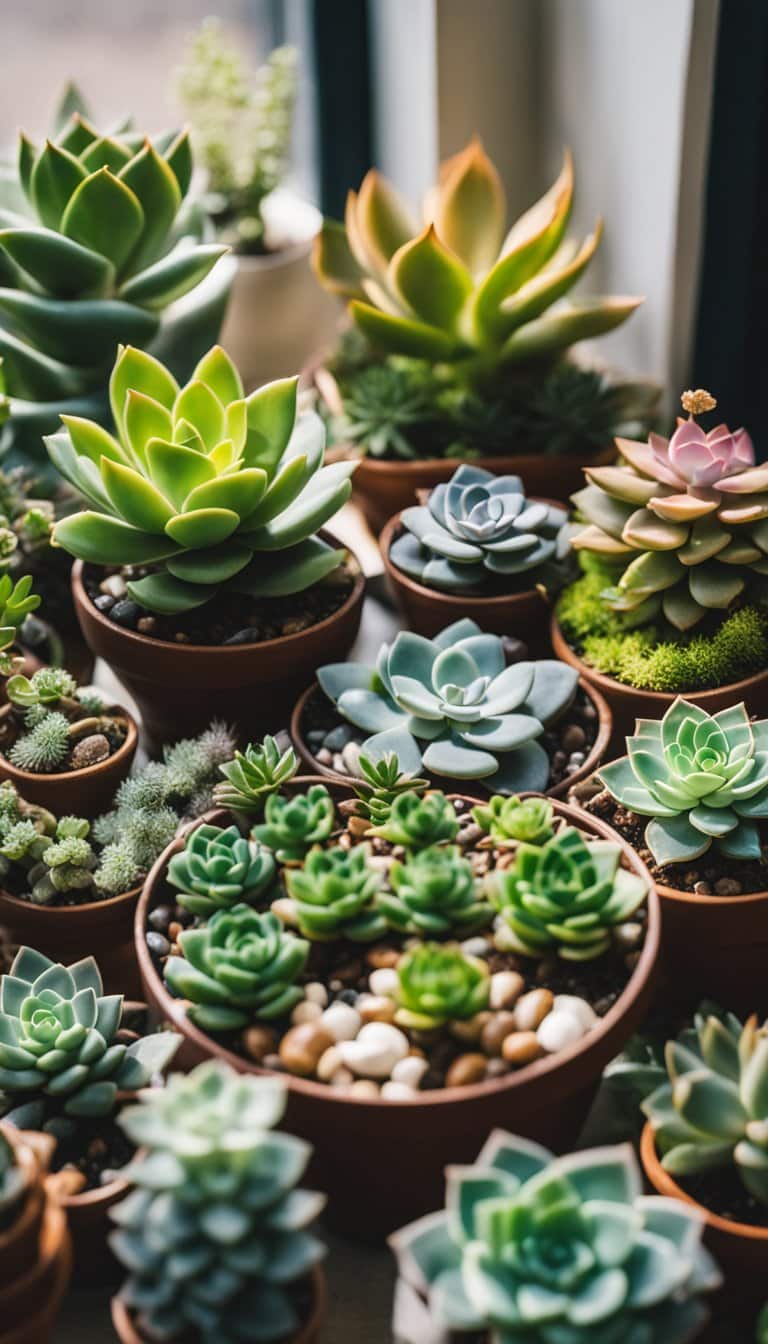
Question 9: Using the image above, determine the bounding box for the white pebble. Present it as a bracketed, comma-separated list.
[338, 1022, 409, 1079]
[489, 971, 524, 1011]
[291, 1000, 322, 1026]
[381, 1081, 418, 1101]
[100, 574, 127, 598]
[552, 995, 598, 1031]
[305, 982, 329, 1007]
[460, 936, 491, 958]
[369, 967, 399, 998]
[320, 1001, 362, 1042]
[391, 1055, 428, 1089]
[316, 1045, 343, 1082]
[537, 1011, 586, 1054]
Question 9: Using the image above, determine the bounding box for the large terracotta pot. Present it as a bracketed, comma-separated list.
[0, 884, 142, 996]
[135, 784, 659, 1238]
[0, 702, 137, 818]
[0, 1126, 72, 1344]
[70, 542, 365, 756]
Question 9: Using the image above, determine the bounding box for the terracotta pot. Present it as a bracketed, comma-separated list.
[290, 676, 613, 803]
[0, 1127, 72, 1344]
[136, 783, 659, 1237]
[112, 1264, 327, 1343]
[0, 701, 137, 819]
[0, 884, 142, 996]
[551, 612, 768, 750]
[70, 541, 365, 756]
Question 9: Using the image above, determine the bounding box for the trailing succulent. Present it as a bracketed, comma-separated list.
[490, 827, 648, 960]
[369, 789, 459, 851]
[347, 749, 428, 826]
[378, 845, 493, 936]
[473, 793, 554, 845]
[213, 735, 299, 816]
[283, 843, 387, 942]
[110, 1062, 325, 1344]
[167, 823, 276, 916]
[600, 698, 768, 865]
[390, 464, 570, 594]
[47, 343, 356, 615]
[318, 619, 578, 793]
[252, 783, 336, 862]
[394, 943, 489, 1030]
[390, 1131, 720, 1344]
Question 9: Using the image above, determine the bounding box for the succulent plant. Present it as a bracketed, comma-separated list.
[0, 947, 179, 1129]
[571, 389, 768, 630]
[168, 822, 276, 917]
[283, 843, 386, 942]
[349, 750, 428, 826]
[394, 942, 489, 1029]
[252, 783, 336, 862]
[0, 574, 40, 676]
[111, 1062, 325, 1344]
[391, 464, 570, 594]
[26, 816, 97, 905]
[213, 735, 299, 815]
[369, 789, 459, 851]
[313, 139, 640, 378]
[7, 711, 70, 772]
[6, 666, 77, 709]
[318, 619, 578, 793]
[164, 906, 309, 1031]
[472, 793, 555, 845]
[378, 845, 492, 936]
[600, 698, 768, 865]
[47, 343, 356, 614]
[389, 1131, 720, 1344]
[491, 827, 648, 960]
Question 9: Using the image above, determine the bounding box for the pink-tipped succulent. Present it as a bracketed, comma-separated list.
[571, 389, 768, 630]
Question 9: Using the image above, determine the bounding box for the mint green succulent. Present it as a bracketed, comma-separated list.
[213, 735, 299, 816]
[164, 906, 309, 1031]
[472, 793, 555, 845]
[490, 827, 648, 960]
[600, 698, 768, 865]
[369, 790, 459, 851]
[394, 942, 489, 1029]
[350, 750, 428, 826]
[252, 784, 336, 862]
[378, 846, 492, 936]
[389, 1131, 721, 1344]
[167, 822, 276, 917]
[111, 1062, 325, 1344]
[26, 816, 97, 905]
[283, 843, 386, 942]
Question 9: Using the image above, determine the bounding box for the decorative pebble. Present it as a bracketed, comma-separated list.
[315, 748, 333, 766]
[329, 1067, 355, 1089]
[445, 1053, 487, 1088]
[271, 897, 297, 925]
[613, 923, 643, 951]
[537, 1011, 586, 1054]
[304, 982, 329, 1007]
[111, 599, 141, 628]
[242, 1025, 277, 1063]
[338, 1022, 409, 1078]
[366, 946, 400, 970]
[562, 724, 586, 753]
[449, 1011, 491, 1043]
[341, 742, 361, 775]
[514, 988, 554, 1031]
[99, 574, 127, 599]
[71, 734, 111, 769]
[320, 1001, 362, 1042]
[714, 877, 742, 896]
[493, 922, 522, 953]
[693, 881, 712, 896]
[279, 1023, 334, 1077]
[489, 970, 525, 1011]
[501, 1031, 541, 1066]
[94, 594, 115, 613]
[381, 1081, 418, 1101]
[368, 967, 399, 998]
[224, 628, 261, 645]
[349, 1079, 380, 1099]
[552, 995, 597, 1031]
[316, 1047, 344, 1083]
[391, 1055, 428, 1089]
[323, 725, 354, 751]
[460, 936, 492, 958]
[356, 994, 396, 1024]
[480, 1011, 518, 1057]
[145, 931, 170, 959]
[291, 999, 323, 1026]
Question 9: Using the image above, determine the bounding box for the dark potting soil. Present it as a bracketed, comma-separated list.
[53, 1116, 135, 1192]
[674, 1163, 768, 1230]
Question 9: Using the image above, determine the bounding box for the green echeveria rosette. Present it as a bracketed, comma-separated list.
[168, 822, 276, 916]
[599, 697, 768, 865]
[389, 1132, 721, 1344]
[349, 750, 429, 825]
[369, 789, 459, 852]
[213, 735, 299, 816]
[252, 784, 336, 862]
[490, 828, 648, 961]
[378, 845, 493, 936]
[472, 793, 555, 844]
[390, 463, 570, 595]
[164, 906, 309, 1031]
[283, 843, 387, 942]
[394, 943, 489, 1030]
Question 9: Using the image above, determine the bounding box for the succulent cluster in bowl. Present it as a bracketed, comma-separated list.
[1, 666, 129, 775]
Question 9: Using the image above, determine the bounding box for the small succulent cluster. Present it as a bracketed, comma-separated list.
[110, 1062, 325, 1344]
[347, 750, 428, 826]
[24, 816, 97, 905]
[213, 735, 299, 816]
[0, 574, 40, 677]
[284, 844, 386, 942]
[369, 789, 459, 850]
[600, 698, 768, 865]
[379, 845, 492, 936]
[394, 943, 489, 1029]
[473, 793, 554, 844]
[252, 783, 336, 862]
[168, 823, 276, 916]
[3, 665, 126, 774]
[390, 464, 570, 594]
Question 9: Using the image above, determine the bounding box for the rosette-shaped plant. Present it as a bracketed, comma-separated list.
[369, 790, 458, 851]
[213, 735, 299, 815]
[313, 140, 640, 376]
[491, 828, 648, 960]
[571, 389, 768, 630]
[394, 943, 489, 1029]
[283, 843, 386, 942]
[47, 343, 356, 614]
[318, 619, 578, 793]
[252, 783, 336, 862]
[472, 793, 555, 845]
[164, 906, 309, 1030]
[349, 750, 428, 825]
[391, 464, 570, 594]
[167, 822, 276, 916]
[378, 845, 492, 936]
[110, 1062, 325, 1344]
[0, 947, 178, 1128]
[600, 698, 768, 864]
[390, 1131, 720, 1344]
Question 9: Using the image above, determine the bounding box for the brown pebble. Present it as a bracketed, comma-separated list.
[168, 922, 183, 942]
[489, 970, 524, 1010]
[481, 1011, 518, 1056]
[714, 877, 742, 896]
[445, 1052, 487, 1088]
[347, 816, 371, 839]
[366, 946, 400, 970]
[693, 881, 712, 896]
[502, 1031, 542, 1066]
[279, 1023, 334, 1076]
[514, 989, 554, 1031]
[137, 616, 156, 634]
[485, 1057, 511, 1079]
[242, 1025, 277, 1063]
[71, 734, 110, 769]
[562, 724, 586, 753]
[450, 1011, 492, 1043]
[357, 994, 396, 1024]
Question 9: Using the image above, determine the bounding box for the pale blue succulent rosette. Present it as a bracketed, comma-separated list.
[389, 1131, 721, 1344]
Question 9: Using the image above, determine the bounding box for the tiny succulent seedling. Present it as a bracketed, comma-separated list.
[379, 845, 492, 936]
[349, 749, 428, 825]
[394, 942, 489, 1029]
[168, 822, 276, 916]
[600, 698, 768, 865]
[252, 783, 336, 861]
[0, 575, 40, 676]
[472, 792, 555, 844]
[369, 789, 459, 851]
[213, 735, 299, 815]
[283, 843, 387, 942]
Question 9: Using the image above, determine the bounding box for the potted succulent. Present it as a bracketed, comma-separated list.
[389, 1129, 721, 1343]
[0, 1122, 72, 1344]
[0, 84, 230, 468]
[176, 20, 339, 389]
[135, 758, 659, 1234]
[293, 618, 611, 798]
[552, 389, 768, 741]
[46, 343, 364, 751]
[0, 573, 44, 690]
[109, 1061, 327, 1343]
[311, 138, 657, 531]
[0, 946, 180, 1277]
[381, 463, 571, 642]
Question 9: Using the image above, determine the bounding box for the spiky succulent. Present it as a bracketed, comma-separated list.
[572, 390, 768, 630]
[313, 139, 640, 378]
[167, 823, 276, 917]
[213, 736, 299, 815]
[110, 1062, 325, 1344]
[318, 619, 578, 793]
[394, 942, 489, 1029]
[282, 843, 385, 942]
[472, 793, 555, 845]
[252, 784, 336, 862]
[600, 698, 768, 865]
[0, 574, 40, 676]
[0, 947, 179, 1129]
[390, 1131, 720, 1344]
[7, 711, 70, 773]
[349, 750, 428, 825]
[490, 827, 648, 960]
[164, 906, 309, 1031]
[369, 789, 459, 851]
[378, 845, 492, 937]
[391, 464, 570, 594]
[47, 343, 355, 615]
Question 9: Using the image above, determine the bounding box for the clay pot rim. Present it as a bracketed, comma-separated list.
[290, 676, 613, 803]
[640, 1121, 768, 1243]
[0, 699, 138, 789]
[135, 778, 660, 1110]
[0, 882, 142, 923]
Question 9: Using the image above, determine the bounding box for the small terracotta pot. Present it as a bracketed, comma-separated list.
[290, 676, 613, 803]
[0, 1127, 72, 1344]
[136, 783, 659, 1237]
[71, 542, 365, 756]
[111, 1265, 327, 1343]
[0, 702, 137, 819]
[0, 884, 142, 996]
[0, 1128, 46, 1281]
